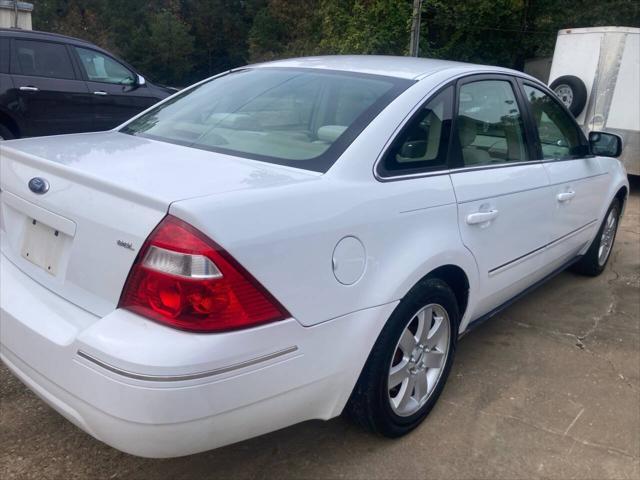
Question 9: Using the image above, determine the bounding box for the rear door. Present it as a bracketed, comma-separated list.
[449, 75, 555, 317]
[518, 80, 609, 268]
[10, 38, 93, 136]
[71, 46, 159, 130]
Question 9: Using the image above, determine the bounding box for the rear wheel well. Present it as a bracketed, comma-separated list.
[0, 110, 20, 138]
[424, 265, 469, 320]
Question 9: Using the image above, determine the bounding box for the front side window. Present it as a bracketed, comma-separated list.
[456, 80, 528, 167]
[14, 40, 75, 80]
[75, 47, 135, 85]
[122, 68, 411, 172]
[379, 86, 453, 176]
[523, 85, 585, 159]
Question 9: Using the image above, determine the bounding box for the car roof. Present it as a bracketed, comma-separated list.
[0, 27, 96, 48]
[251, 55, 516, 80]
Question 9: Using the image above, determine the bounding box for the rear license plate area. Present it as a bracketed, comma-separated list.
[21, 218, 65, 276]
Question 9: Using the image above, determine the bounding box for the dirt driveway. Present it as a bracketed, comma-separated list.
[2, 182, 638, 480]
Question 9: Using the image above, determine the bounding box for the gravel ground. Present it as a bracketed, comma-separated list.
[1, 180, 638, 480]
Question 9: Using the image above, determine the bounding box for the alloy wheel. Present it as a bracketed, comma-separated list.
[598, 208, 618, 266]
[388, 303, 451, 417]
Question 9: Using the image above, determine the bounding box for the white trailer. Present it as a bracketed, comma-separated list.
[548, 26, 639, 175]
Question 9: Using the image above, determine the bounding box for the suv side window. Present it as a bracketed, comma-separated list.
[14, 40, 75, 80]
[522, 84, 586, 159]
[0, 38, 9, 73]
[74, 47, 135, 85]
[456, 80, 528, 166]
[379, 86, 453, 176]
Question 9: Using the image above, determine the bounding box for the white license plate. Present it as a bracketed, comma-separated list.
[21, 218, 65, 276]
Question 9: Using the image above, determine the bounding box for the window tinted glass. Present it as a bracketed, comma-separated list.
[122, 68, 411, 172]
[75, 47, 135, 85]
[0, 38, 9, 73]
[457, 80, 528, 166]
[380, 86, 453, 175]
[14, 40, 75, 80]
[523, 85, 585, 159]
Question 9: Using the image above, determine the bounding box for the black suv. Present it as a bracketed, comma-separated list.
[0, 28, 175, 140]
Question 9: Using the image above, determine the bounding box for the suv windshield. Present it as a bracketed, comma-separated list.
[122, 68, 412, 172]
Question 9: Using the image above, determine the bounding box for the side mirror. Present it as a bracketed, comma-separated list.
[137, 75, 146, 87]
[589, 131, 622, 157]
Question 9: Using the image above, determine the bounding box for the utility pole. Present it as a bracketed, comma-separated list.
[409, 0, 423, 57]
[14, 0, 19, 28]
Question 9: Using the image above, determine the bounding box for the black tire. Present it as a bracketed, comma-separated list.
[550, 75, 588, 117]
[0, 124, 15, 140]
[346, 278, 458, 437]
[571, 199, 621, 276]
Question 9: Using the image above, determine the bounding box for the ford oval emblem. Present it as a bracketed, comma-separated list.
[28, 177, 49, 194]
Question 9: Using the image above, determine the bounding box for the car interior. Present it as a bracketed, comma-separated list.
[125, 69, 396, 162]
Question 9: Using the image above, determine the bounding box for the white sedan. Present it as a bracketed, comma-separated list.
[0, 56, 629, 458]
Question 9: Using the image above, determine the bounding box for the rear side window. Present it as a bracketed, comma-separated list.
[378, 86, 453, 176]
[522, 85, 586, 159]
[0, 38, 9, 73]
[14, 40, 75, 80]
[456, 80, 529, 166]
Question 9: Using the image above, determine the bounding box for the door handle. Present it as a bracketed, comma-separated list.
[466, 209, 499, 225]
[557, 191, 576, 202]
[93, 91, 108, 96]
[19, 86, 39, 92]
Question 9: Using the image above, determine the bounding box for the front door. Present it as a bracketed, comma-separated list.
[450, 76, 555, 318]
[519, 81, 610, 269]
[72, 46, 159, 130]
[10, 39, 93, 137]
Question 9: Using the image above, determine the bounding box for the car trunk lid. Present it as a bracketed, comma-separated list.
[0, 131, 316, 317]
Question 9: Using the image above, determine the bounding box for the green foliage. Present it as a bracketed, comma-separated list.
[318, 0, 410, 55]
[32, 0, 640, 86]
[135, 10, 194, 86]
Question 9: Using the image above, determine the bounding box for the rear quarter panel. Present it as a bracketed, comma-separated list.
[171, 176, 477, 328]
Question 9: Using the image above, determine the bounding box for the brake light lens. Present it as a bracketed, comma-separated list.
[118, 215, 288, 332]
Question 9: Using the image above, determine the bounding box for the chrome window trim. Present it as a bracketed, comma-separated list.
[373, 70, 595, 183]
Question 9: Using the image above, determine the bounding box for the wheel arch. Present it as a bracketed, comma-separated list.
[615, 185, 628, 214]
[424, 265, 470, 323]
[393, 254, 479, 334]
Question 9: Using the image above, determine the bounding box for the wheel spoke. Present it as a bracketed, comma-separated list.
[426, 315, 446, 349]
[399, 328, 417, 354]
[417, 306, 433, 344]
[389, 361, 410, 388]
[397, 375, 417, 411]
[414, 372, 428, 399]
[422, 350, 445, 369]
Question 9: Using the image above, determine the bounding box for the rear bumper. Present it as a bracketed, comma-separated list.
[0, 253, 396, 457]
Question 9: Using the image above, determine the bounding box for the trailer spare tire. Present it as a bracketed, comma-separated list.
[549, 75, 588, 117]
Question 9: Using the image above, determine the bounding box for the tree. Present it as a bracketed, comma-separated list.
[33, 0, 640, 85]
[137, 9, 195, 86]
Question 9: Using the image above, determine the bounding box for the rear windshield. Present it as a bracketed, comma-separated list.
[121, 68, 412, 172]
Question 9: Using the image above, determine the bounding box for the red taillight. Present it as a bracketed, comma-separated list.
[118, 215, 288, 332]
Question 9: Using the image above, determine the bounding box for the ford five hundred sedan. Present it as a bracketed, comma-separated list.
[0, 56, 629, 458]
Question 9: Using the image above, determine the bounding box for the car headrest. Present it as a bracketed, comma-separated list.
[208, 113, 262, 131]
[457, 115, 477, 147]
[317, 125, 347, 143]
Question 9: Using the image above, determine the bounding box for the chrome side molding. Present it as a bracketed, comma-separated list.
[77, 346, 299, 382]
